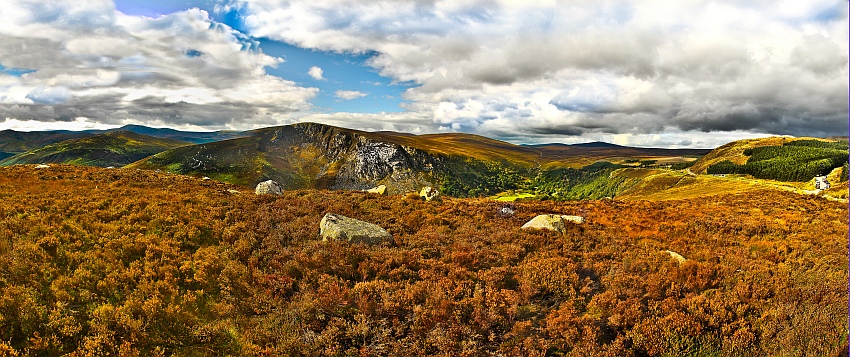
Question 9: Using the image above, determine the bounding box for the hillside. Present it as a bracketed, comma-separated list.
[0, 131, 190, 168]
[530, 142, 710, 168]
[0, 130, 93, 159]
[128, 122, 708, 197]
[688, 136, 841, 174]
[0, 165, 845, 356]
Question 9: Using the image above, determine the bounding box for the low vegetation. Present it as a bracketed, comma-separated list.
[0, 165, 846, 356]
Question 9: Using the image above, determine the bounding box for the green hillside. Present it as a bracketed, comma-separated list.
[706, 139, 848, 181]
[0, 131, 190, 168]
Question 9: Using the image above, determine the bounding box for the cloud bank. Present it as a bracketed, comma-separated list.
[0, 1, 317, 130]
[239, 0, 849, 144]
[0, 0, 846, 147]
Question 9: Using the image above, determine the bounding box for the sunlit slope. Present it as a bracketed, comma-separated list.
[689, 136, 841, 174]
[0, 131, 189, 168]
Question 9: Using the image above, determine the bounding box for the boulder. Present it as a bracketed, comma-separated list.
[35, 164, 50, 169]
[665, 250, 686, 265]
[419, 186, 440, 201]
[255, 180, 283, 195]
[521, 214, 584, 233]
[366, 185, 387, 195]
[320, 213, 393, 245]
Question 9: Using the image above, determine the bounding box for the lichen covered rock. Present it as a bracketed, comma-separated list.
[255, 180, 283, 195]
[320, 213, 393, 245]
[521, 214, 584, 233]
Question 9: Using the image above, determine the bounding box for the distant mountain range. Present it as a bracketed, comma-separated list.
[13, 122, 815, 197]
[0, 131, 189, 168]
[0, 124, 245, 160]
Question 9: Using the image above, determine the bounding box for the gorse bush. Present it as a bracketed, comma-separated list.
[0, 165, 846, 356]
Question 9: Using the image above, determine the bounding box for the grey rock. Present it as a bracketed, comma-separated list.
[319, 213, 393, 245]
[255, 180, 283, 195]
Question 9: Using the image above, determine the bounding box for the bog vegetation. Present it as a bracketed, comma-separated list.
[0, 165, 846, 356]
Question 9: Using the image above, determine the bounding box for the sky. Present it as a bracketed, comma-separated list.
[0, 0, 846, 148]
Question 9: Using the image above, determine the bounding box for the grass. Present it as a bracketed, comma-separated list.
[493, 193, 537, 201]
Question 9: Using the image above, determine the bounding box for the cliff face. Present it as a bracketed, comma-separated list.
[279, 123, 443, 193]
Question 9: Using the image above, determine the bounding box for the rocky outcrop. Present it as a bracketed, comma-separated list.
[521, 214, 584, 233]
[366, 185, 387, 195]
[319, 213, 393, 245]
[255, 180, 283, 195]
[419, 186, 440, 201]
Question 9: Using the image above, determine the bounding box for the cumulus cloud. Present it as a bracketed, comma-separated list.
[335, 90, 367, 100]
[0, 1, 317, 130]
[307, 66, 325, 80]
[238, 0, 849, 144]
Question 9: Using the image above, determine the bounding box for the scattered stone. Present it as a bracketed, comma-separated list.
[319, 213, 393, 245]
[35, 164, 50, 169]
[497, 203, 516, 218]
[366, 185, 387, 195]
[202, 176, 211, 181]
[106, 166, 115, 169]
[665, 250, 686, 265]
[561, 215, 585, 224]
[226, 189, 240, 194]
[521, 214, 584, 233]
[255, 180, 283, 195]
[419, 186, 440, 201]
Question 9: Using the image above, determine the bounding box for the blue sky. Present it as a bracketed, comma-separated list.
[0, 0, 846, 147]
[114, 0, 414, 115]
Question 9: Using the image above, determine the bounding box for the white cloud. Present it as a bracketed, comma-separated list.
[237, 0, 849, 144]
[0, 2, 317, 130]
[335, 90, 368, 100]
[308, 66, 325, 80]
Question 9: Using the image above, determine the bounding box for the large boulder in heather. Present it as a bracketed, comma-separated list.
[521, 214, 584, 233]
[255, 180, 283, 195]
[320, 213, 393, 245]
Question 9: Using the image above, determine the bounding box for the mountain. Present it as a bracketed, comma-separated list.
[530, 142, 711, 168]
[0, 131, 190, 168]
[0, 125, 244, 161]
[129, 123, 475, 193]
[128, 122, 710, 196]
[106, 124, 246, 144]
[0, 130, 94, 159]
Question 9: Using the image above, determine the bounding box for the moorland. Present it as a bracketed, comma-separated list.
[0, 164, 846, 356]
